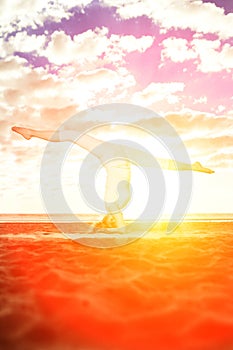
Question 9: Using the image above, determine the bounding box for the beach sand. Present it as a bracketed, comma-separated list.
[0, 219, 233, 350]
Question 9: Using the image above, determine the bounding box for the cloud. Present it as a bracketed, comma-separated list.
[102, 0, 233, 39]
[40, 28, 154, 66]
[112, 107, 233, 168]
[165, 109, 233, 138]
[42, 28, 109, 65]
[193, 96, 207, 105]
[161, 37, 233, 73]
[0, 0, 93, 35]
[2, 31, 46, 57]
[0, 37, 7, 58]
[0, 59, 74, 110]
[207, 151, 233, 168]
[184, 135, 233, 154]
[131, 82, 185, 107]
[162, 109, 233, 167]
[0, 56, 136, 129]
[161, 37, 196, 63]
[111, 34, 154, 53]
[0, 56, 30, 79]
[192, 39, 233, 73]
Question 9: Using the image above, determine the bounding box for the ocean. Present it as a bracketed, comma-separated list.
[0, 214, 233, 350]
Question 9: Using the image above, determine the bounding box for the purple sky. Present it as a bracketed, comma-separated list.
[0, 0, 233, 213]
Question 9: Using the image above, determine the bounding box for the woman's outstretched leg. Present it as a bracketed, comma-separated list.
[12, 127, 103, 157]
[122, 142, 214, 174]
[12, 126, 129, 230]
[157, 158, 214, 174]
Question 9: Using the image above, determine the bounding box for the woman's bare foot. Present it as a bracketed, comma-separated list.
[12, 126, 32, 140]
[192, 161, 214, 174]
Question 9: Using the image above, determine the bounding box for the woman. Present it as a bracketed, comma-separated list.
[12, 126, 214, 230]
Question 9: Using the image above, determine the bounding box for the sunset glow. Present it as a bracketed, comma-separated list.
[1, 0, 233, 216]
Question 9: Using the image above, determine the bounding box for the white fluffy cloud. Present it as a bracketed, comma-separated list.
[75, 67, 135, 91]
[42, 28, 109, 65]
[2, 1, 232, 41]
[1, 26, 154, 71]
[40, 28, 154, 66]
[111, 34, 154, 53]
[132, 82, 185, 107]
[0, 56, 30, 81]
[193, 39, 233, 73]
[2, 31, 46, 57]
[161, 37, 233, 73]
[102, 0, 233, 39]
[0, 0, 92, 35]
[193, 96, 207, 105]
[161, 37, 196, 63]
[0, 56, 136, 125]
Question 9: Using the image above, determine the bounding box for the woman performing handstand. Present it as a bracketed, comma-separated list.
[12, 126, 214, 230]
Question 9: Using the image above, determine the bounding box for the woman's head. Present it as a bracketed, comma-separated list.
[103, 214, 117, 227]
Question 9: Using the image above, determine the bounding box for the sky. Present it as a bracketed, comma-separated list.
[0, 0, 233, 214]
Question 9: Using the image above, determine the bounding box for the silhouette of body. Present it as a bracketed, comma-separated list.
[12, 126, 214, 230]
